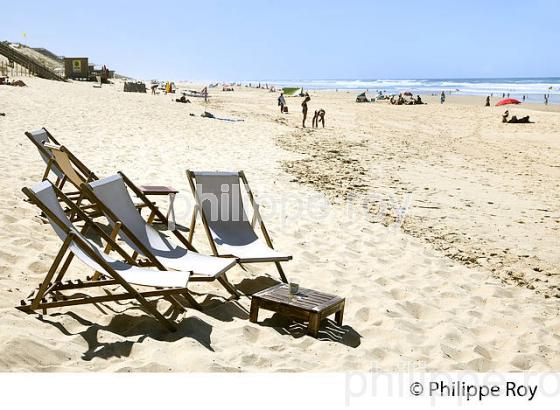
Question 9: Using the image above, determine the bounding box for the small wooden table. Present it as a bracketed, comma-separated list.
[139, 185, 179, 229]
[250, 284, 345, 338]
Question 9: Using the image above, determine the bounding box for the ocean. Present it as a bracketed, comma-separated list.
[250, 78, 560, 104]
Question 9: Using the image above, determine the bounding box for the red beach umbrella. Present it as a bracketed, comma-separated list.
[496, 98, 521, 106]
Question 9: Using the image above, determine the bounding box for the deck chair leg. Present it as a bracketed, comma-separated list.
[274, 261, 288, 283]
[42, 158, 55, 182]
[181, 292, 203, 310]
[53, 252, 74, 283]
[69, 193, 84, 222]
[218, 274, 241, 299]
[125, 285, 176, 332]
[188, 206, 197, 243]
[92, 221, 122, 281]
[164, 295, 186, 312]
[31, 237, 72, 309]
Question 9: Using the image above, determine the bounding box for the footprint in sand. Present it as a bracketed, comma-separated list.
[242, 325, 260, 343]
[464, 357, 494, 372]
[389, 288, 407, 300]
[400, 301, 441, 320]
[511, 354, 537, 371]
[1, 215, 18, 224]
[355, 307, 370, 321]
[440, 343, 464, 361]
[473, 345, 492, 360]
[492, 287, 513, 298]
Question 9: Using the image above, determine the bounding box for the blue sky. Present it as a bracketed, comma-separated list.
[2, 0, 558, 80]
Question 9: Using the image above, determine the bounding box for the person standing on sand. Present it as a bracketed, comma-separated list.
[485, 96, 490, 106]
[440, 91, 446, 104]
[301, 95, 311, 127]
[278, 92, 286, 113]
[544, 94, 549, 105]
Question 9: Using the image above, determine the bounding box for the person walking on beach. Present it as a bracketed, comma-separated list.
[440, 91, 446, 104]
[278, 92, 286, 113]
[302, 95, 311, 127]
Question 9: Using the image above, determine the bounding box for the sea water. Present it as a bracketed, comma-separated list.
[251, 78, 560, 104]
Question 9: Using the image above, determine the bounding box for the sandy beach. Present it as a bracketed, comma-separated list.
[0, 77, 559, 372]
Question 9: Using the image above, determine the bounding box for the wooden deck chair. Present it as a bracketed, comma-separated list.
[186, 170, 291, 283]
[19, 180, 194, 331]
[25, 128, 65, 187]
[41, 142, 100, 219]
[81, 172, 241, 298]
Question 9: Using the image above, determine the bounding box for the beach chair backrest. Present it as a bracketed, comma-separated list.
[27, 181, 109, 272]
[43, 143, 88, 187]
[87, 174, 176, 254]
[192, 171, 258, 246]
[26, 128, 64, 179]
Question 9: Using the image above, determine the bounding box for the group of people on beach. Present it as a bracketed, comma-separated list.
[389, 93, 424, 105]
[0, 76, 26, 87]
[277, 92, 325, 128]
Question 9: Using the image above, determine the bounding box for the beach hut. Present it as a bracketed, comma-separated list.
[64, 57, 89, 80]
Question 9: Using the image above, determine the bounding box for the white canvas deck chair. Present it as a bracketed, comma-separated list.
[25, 128, 66, 187]
[186, 171, 291, 283]
[19, 181, 193, 331]
[81, 173, 240, 298]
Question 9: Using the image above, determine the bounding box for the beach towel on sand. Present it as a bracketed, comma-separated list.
[201, 111, 244, 122]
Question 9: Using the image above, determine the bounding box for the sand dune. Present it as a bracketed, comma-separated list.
[0, 78, 558, 371]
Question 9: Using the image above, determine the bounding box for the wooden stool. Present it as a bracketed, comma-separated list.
[250, 283, 345, 338]
[139, 185, 179, 229]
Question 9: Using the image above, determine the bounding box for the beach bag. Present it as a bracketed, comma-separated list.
[283, 106, 289, 113]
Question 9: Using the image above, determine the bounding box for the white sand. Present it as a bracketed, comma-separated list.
[0, 77, 558, 371]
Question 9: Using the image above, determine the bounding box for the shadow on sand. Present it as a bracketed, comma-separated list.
[36, 303, 214, 361]
[32, 275, 360, 361]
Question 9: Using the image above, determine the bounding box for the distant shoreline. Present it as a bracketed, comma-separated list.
[239, 78, 560, 104]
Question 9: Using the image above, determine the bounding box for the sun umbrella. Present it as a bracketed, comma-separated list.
[496, 98, 521, 106]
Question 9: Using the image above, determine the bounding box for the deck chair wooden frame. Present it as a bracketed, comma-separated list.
[186, 170, 289, 283]
[80, 172, 241, 298]
[42, 142, 100, 218]
[19, 182, 195, 331]
[25, 128, 65, 188]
